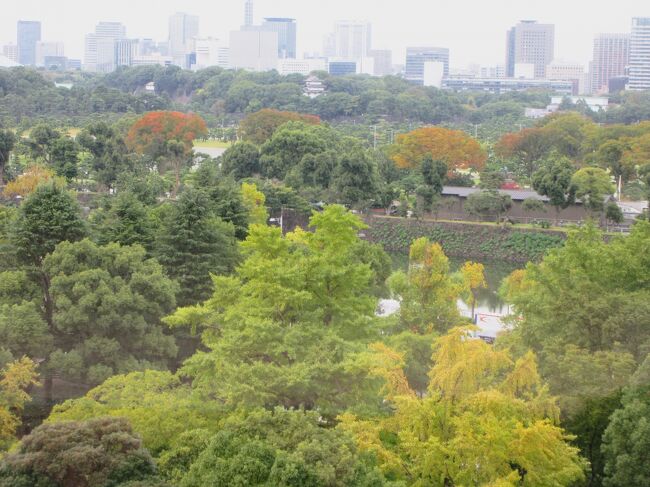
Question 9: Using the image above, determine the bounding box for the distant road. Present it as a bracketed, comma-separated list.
[194, 146, 227, 158]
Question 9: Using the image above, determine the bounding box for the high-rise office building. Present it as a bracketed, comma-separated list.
[505, 20, 554, 78]
[168, 12, 199, 68]
[262, 18, 296, 58]
[325, 21, 372, 61]
[545, 60, 586, 94]
[115, 39, 139, 68]
[35, 41, 64, 67]
[229, 30, 278, 72]
[193, 37, 230, 69]
[405, 47, 449, 85]
[17, 20, 41, 66]
[244, 0, 254, 27]
[629, 17, 650, 91]
[591, 34, 629, 94]
[84, 22, 126, 72]
[369, 49, 393, 76]
[2, 44, 19, 63]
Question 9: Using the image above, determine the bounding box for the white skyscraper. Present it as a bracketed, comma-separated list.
[229, 30, 278, 72]
[169, 12, 199, 68]
[193, 37, 230, 69]
[325, 21, 372, 61]
[629, 17, 650, 91]
[2, 43, 19, 63]
[84, 22, 126, 72]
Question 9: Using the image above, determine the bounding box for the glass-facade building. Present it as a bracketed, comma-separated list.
[404, 47, 449, 85]
[262, 18, 297, 59]
[17, 20, 41, 66]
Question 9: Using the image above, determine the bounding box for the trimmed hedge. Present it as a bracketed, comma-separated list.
[365, 217, 565, 263]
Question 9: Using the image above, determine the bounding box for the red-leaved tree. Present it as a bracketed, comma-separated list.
[127, 111, 207, 196]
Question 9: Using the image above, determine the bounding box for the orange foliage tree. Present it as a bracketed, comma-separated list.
[238, 109, 321, 145]
[126, 111, 207, 196]
[390, 127, 486, 172]
[3, 165, 62, 198]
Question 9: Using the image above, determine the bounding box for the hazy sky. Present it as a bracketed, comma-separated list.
[1, 0, 648, 68]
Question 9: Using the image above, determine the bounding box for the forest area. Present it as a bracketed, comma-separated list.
[0, 66, 648, 486]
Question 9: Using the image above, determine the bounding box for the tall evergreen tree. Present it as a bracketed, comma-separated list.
[155, 189, 239, 306]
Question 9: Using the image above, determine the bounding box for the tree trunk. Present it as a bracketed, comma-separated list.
[39, 269, 55, 404]
[43, 374, 53, 405]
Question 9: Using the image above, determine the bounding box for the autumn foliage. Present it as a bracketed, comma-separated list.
[390, 127, 486, 171]
[239, 109, 321, 145]
[126, 111, 207, 195]
[2, 165, 62, 198]
[126, 111, 207, 158]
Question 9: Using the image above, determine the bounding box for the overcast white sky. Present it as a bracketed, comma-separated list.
[1, 0, 648, 69]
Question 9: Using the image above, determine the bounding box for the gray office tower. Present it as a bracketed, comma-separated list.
[405, 47, 449, 85]
[262, 18, 297, 58]
[505, 20, 555, 78]
[17, 20, 42, 66]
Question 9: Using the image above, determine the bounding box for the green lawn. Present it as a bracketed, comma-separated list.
[193, 140, 233, 149]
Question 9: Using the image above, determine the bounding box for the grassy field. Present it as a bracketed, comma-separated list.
[193, 140, 233, 149]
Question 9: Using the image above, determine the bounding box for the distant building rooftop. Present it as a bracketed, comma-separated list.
[442, 186, 551, 202]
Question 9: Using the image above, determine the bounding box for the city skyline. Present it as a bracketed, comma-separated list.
[1, 0, 648, 69]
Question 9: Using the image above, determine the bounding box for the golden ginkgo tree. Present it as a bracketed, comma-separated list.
[340, 327, 586, 486]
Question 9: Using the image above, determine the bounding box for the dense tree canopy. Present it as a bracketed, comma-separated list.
[0, 417, 158, 487]
[340, 327, 586, 486]
[391, 126, 487, 171]
[166, 205, 382, 415]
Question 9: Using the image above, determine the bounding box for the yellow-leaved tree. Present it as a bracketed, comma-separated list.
[0, 357, 39, 451]
[340, 327, 586, 486]
[2, 165, 63, 198]
[459, 261, 487, 319]
[241, 182, 269, 226]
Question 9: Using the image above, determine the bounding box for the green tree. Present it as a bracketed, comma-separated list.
[77, 122, 134, 191]
[502, 222, 650, 415]
[191, 165, 250, 240]
[532, 154, 576, 223]
[180, 409, 387, 487]
[0, 417, 157, 487]
[387, 237, 461, 334]
[42, 239, 178, 386]
[565, 392, 623, 487]
[92, 192, 155, 251]
[0, 130, 16, 185]
[605, 201, 624, 228]
[48, 371, 223, 456]
[572, 167, 615, 213]
[24, 124, 60, 164]
[165, 206, 381, 415]
[332, 145, 378, 207]
[602, 385, 650, 487]
[479, 169, 506, 189]
[49, 137, 79, 180]
[464, 189, 513, 222]
[155, 189, 239, 306]
[12, 182, 86, 268]
[219, 142, 260, 180]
